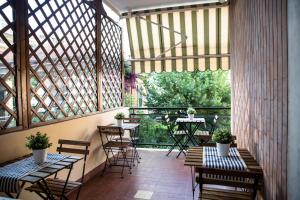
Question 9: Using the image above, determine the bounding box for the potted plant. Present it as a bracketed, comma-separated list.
[212, 128, 234, 156]
[26, 132, 52, 164]
[114, 112, 125, 126]
[187, 108, 196, 120]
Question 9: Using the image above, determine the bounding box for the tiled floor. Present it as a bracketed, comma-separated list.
[72, 149, 196, 200]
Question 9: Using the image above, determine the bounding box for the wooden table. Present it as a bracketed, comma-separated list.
[184, 147, 263, 198]
[0, 154, 82, 199]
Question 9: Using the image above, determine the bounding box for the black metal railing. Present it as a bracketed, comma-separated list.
[129, 107, 231, 148]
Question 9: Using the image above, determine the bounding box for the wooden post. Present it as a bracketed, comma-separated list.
[95, 0, 103, 112]
[15, 0, 29, 129]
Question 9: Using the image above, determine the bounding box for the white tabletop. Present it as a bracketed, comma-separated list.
[176, 118, 205, 123]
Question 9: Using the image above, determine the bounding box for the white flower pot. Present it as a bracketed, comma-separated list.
[33, 149, 47, 164]
[216, 143, 230, 156]
[188, 114, 194, 120]
[117, 119, 123, 127]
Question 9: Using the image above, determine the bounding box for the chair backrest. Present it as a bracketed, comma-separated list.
[98, 126, 125, 145]
[56, 139, 91, 183]
[162, 115, 177, 132]
[203, 115, 219, 134]
[198, 135, 237, 147]
[57, 140, 90, 157]
[198, 167, 262, 199]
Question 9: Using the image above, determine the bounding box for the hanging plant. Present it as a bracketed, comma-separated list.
[124, 61, 137, 92]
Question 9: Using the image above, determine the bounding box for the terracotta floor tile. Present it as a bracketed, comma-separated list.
[69, 149, 196, 200]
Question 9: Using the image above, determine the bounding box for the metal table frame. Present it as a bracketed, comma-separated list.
[176, 118, 206, 146]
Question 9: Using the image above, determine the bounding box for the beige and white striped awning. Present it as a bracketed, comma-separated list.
[124, 4, 230, 73]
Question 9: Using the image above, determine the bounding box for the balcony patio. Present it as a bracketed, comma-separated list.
[0, 0, 299, 200]
[68, 149, 193, 200]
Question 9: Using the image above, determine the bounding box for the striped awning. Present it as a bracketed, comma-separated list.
[125, 5, 230, 73]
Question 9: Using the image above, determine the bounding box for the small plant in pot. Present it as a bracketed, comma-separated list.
[114, 112, 125, 126]
[212, 128, 234, 156]
[26, 132, 52, 164]
[187, 108, 196, 120]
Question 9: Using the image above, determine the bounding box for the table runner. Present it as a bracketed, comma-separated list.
[0, 153, 67, 194]
[203, 147, 246, 179]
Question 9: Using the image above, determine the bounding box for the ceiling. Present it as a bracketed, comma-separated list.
[103, 0, 221, 14]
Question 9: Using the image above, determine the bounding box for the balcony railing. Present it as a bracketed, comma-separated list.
[129, 107, 231, 148]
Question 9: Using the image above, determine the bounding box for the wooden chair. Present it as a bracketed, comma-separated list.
[123, 118, 142, 163]
[198, 135, 238, 147]
[26, 139, 90, 200]
[198, 168, 262, 200]
[194, 115, 218, 144]
[98, 126, 131, 178]
[163, 115, 187, 158]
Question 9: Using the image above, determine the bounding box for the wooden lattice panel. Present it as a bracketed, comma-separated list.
[101, 15, 122, 110]
[0, 0, 17, 129]
[28, 0, 97, 124]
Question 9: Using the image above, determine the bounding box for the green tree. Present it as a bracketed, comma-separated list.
[140, 70, 231, 107]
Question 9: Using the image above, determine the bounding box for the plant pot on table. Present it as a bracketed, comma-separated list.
[117, 119, 123, 126]
[33, 149, 47, 164]
[216, 143, 230, 156]
[188, 114, 194, 120]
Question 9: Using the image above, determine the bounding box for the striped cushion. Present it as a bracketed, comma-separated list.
[203, 147, 246, 180]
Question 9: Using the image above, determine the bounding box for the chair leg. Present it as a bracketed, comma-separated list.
[75, 185, 82, 200]
[131, 145, 136, 167]
[134, 145, 141, 162]
[166, 134, 179, 156]
[120, 148, 130, 178]
[102, 149, 110, 176]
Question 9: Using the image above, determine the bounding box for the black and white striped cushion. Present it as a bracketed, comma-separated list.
[203, 147, 246, 180]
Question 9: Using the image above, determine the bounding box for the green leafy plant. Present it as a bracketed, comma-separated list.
[114, 112, 125, 120]
[212, 128, 234, 144]
[141, 70, 231, 107]
[187, 107, 196, 115]
[26, 132, 52, 150]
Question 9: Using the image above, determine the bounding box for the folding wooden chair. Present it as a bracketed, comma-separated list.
[123, 118, 141, 164]
[198, 135, 237, 147]
[194, 115, 218, 144]
[163, 115, 187, 158]
[98, 126, 132, 178]
[26, 139, 90, 200]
